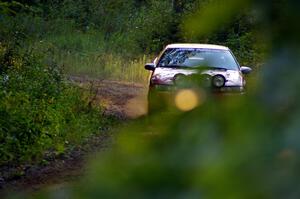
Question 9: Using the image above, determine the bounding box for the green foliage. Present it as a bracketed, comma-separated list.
[30, 31, 149, 82]
[73, 97, 275, 198]
[181, 1, 263, 67]
[0, 38, 104, 166]
[0, 2, 130, 168]
[0, 1, 24, 15]
[183, 0, 251, 37]
[3, 0, 263, 70]
[129, 0, 175, 52]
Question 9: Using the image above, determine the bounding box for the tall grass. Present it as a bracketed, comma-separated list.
[32, 31, 150, 83]
[58, 52, 149, 83]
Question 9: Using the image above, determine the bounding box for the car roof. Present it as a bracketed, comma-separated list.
[166, 43, 229, 50]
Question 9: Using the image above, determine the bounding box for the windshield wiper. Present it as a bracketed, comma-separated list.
[158, 65, 190, 69]
[196, 66, 228, 71]
[159, 65, 229, 71]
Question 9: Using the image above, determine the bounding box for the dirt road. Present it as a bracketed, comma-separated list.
[1, 77, 148, 194]
[71, 76, 148, 119]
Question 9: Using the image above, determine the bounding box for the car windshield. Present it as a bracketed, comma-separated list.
[158, 48, 239, 70]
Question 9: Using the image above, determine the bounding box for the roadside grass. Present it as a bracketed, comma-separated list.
[32, 31, 150, 83]
[58, 52, 149, 83]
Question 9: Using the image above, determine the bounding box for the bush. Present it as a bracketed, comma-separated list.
[0, 41, 103, 166]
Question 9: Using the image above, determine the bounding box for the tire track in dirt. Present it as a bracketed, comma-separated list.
[70, 76, 148, 119]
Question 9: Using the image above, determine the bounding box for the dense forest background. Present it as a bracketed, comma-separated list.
[1, 0, 262, 66]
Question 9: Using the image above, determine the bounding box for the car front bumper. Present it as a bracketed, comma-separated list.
[147, 85, 245, 113]
[150, 84, 245, 94]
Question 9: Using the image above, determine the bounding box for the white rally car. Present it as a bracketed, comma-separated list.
[144, 44, 252, 112]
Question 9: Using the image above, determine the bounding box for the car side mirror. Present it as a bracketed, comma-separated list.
[240, 66, 252, 75]
[145, 63, 155, 71]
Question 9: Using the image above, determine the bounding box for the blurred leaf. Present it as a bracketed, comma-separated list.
[183, 0, 251, 37]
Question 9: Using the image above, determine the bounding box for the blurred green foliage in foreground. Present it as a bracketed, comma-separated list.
[16, 0, 300, 198]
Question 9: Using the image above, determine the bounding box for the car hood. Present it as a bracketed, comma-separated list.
[151, 67, 244, 87]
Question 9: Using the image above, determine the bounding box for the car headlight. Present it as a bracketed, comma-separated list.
[212, 75, 226, 88]
[152, 74, 161, 80]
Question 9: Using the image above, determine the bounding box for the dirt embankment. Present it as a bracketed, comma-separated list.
[0, 77, 148, 194]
